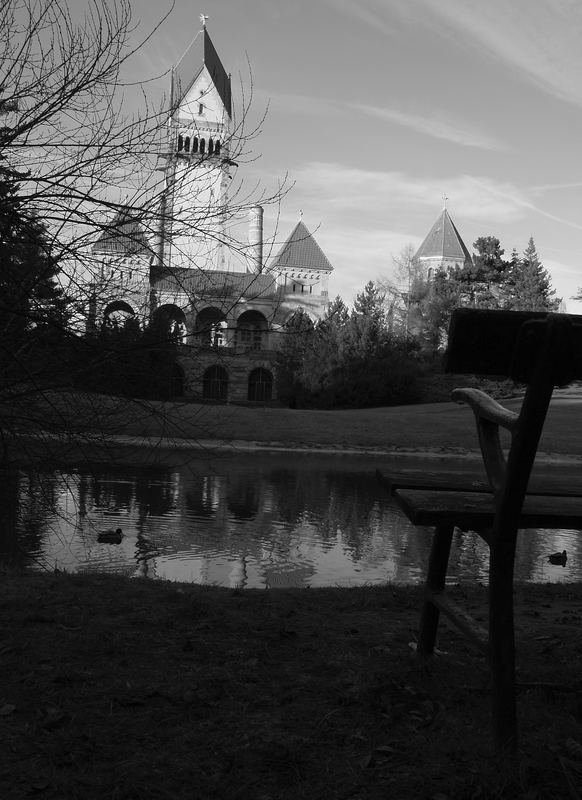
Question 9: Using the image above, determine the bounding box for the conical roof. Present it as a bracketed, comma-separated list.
[172, 28, 231, 118]
[415, 208, 472, 267]
[92, 208, 152, 256]
[269, 221, 334, 273]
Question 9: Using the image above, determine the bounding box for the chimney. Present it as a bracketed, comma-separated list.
[248, 205, 264, 273]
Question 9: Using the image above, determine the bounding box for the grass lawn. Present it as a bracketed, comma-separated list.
[27, 390, 582, 457]
[1, 573, 582, 799]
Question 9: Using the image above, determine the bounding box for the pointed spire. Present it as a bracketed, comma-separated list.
[270, 221, 334, 273]
[171, 24, 231, 117]
[415, 207, 472, 269]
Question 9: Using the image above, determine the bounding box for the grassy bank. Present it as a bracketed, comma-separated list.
[2, 573, 582, 799]
[28, 390, 582, 456]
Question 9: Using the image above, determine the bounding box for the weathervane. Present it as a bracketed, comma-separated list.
[200, 13, 208, 27]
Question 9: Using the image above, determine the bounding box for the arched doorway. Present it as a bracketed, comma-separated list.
[151, 304, 187, 343]
[236, 310, 268, 351]
[102, 300, 136, 329]
[194, 307, 228, 347]
[168, 362, 185, 398]
[202, 365, 228, 401]
[248, 368, 273, 402]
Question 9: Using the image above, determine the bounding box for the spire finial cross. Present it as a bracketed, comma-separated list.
[200, 13, 208, 28]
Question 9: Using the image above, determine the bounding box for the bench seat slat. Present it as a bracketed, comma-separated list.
[378, 468, 582, 497]
[394, 488, 582, 529]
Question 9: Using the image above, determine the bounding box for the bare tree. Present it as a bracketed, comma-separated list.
[377, 244, 428, 339]
[0, 0, 290, 453]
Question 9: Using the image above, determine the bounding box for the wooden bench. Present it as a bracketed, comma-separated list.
[378, 308, 582, 752]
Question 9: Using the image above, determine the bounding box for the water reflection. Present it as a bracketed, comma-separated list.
[1, 453, 580, 588]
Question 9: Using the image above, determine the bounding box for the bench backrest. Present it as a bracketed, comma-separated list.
[444, 308, 582, 526]
[445, 308, 582, 385]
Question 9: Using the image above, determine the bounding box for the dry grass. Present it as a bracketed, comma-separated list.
[2, 573, 582, 799]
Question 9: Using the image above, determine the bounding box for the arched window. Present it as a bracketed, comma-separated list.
[194, 308, 227, 347]
[200, 138, 206, 155]
[236, 310, 267, 351]
[193, 136, 198, 153]
[151, 304, 188, 344]
[248, 368, 273, 402]
[184, 136, 190, 152]
[208, 138, 214, 155]
[177, 134, 183, 151]
[214, 140, 221, 156]
[203, 365, 228, 401]
[169, 362, 185, 398]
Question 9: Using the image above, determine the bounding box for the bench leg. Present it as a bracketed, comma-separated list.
[489, 535, 518, 753]
[417, 523, 454, 660]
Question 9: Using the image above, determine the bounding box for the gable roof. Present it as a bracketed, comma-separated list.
[92, 208, 153, 256]
[415, 208, 472, 266]
[269, 221, 334, 273]
[172, 28, 231, 118]
[153, 269, 277, 300]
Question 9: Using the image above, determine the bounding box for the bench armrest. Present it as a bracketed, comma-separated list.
[451, 387, 518, 494]
[451, 388, 518, 432]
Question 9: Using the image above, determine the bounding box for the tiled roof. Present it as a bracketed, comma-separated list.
[269, 221, 334, 273]
[154, 269, 277, 300]
[415, 209, 472, 266]
[173, 28, 231, 118]
[92, 208, 153, 256]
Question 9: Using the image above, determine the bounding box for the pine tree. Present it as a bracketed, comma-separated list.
[347, 281, 388, 359]
[275, 309, 315, 407]
[0, 158, 69, 374]
[504, 237, 560, 311]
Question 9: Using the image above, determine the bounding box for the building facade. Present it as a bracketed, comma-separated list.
[89, 25, 334, 404]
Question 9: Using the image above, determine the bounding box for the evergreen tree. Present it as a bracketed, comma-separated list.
[346, 281, 388, 359]
[0, 158, 70, 387]
[412, 269, 462, 354]
[504, 237, 560, 311]
[275, 309, 315, 407]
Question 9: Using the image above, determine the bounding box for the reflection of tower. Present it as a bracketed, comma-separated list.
[227, 476, 259, 520]
[158, 25, 233, 274]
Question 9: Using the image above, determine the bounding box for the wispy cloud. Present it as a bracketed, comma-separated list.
[325, 0, 582, 108]
[353, 104, 507, 151]
[320, 0, 399, 38]
[406, 0, 582, 107]
[287, 162, 529, 224]
[467, 176, 582, 233]
[253, 88, 341, 119]
[527, 181, 582, 195]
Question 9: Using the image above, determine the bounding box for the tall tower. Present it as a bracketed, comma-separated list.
[414, 204, 473, 276]
[158, 21, 232, 275]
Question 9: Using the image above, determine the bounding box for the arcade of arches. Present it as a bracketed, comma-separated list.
[202, 364, 273, 403]
[98, 301, 278, 403]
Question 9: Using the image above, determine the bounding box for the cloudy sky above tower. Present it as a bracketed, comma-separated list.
[127, 0, 582, 310]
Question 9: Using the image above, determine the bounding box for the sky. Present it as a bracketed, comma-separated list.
[122, 0, 582, 311]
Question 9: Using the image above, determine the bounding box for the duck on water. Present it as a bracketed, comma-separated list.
[548, 550, 567, 567]
[98, 528, 123, 544]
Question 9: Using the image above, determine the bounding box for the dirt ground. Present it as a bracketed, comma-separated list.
[1, 573, 582, 799]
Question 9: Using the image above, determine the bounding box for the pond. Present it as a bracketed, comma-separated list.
[1, 451, 580, 587]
